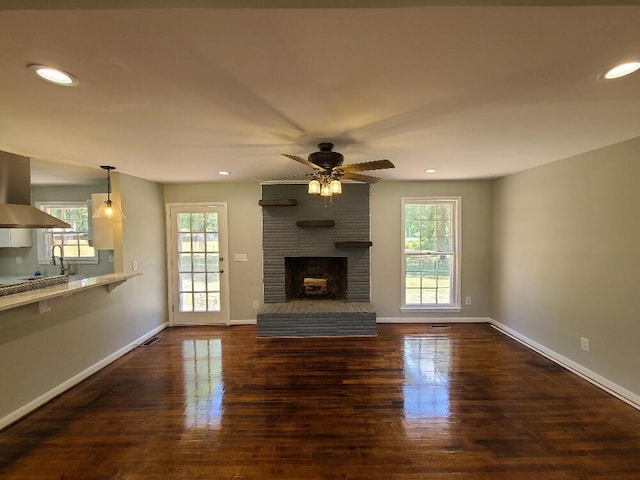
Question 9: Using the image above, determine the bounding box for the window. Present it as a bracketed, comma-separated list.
[37, 202, 98, 264]
[401, 197, 460, 310]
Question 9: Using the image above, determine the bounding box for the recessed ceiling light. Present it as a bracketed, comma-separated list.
[218, 171, 230, 176]
[425, 168, 438, 174]
[27, 64, 79, 86]
[603, 61, 640, 80]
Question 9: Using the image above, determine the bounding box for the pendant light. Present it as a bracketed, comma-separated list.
[93, 166, 126, 220]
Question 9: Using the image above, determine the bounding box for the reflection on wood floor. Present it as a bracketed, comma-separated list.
[1, 323, 639, 479]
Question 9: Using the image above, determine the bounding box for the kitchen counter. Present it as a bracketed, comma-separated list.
[0, 272, 141, 313]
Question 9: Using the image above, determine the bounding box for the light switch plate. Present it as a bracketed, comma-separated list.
[234, 253, 248, 262]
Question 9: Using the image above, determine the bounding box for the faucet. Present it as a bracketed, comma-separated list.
[51, 245, 70, 276]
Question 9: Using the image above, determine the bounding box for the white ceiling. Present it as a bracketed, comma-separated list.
[1, 2, 639, 184]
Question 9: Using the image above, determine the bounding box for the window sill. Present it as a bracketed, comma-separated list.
[38, 259, 100, 266]
[400, 306, 462, 313]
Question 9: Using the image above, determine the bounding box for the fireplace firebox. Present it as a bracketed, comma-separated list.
[285, 257, 347, 301]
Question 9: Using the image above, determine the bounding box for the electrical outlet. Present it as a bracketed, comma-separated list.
[580, 337, 590, 352]
[465, 296, 472, 305]
[252, 300, 259, 309]
[109, 254, 114, 264]
[132, 260, 138, 271]
[16, 256, 22, 264]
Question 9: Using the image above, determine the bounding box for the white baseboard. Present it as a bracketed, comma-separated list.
[377, 316, 491, 324]
[0, 322, 169, 431]
[489, 318, 640, 411]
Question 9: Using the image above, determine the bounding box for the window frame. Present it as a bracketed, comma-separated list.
[36, 201, 99, 265]
[400, 196, 461, 312]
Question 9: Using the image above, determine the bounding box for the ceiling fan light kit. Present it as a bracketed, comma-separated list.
[308, 179, 321, 195]
[280, 142, 395, 197]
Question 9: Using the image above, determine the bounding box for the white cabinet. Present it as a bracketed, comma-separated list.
[0, 228, 32, 247]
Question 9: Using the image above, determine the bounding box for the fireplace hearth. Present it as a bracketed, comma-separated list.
[285, 256, 347, 301]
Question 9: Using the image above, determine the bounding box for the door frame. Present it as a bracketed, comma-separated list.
[166, 202, 230, 326]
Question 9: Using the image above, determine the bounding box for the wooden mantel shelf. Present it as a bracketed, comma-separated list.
[259, 199, 297, 207]
[297, 220, 335, 228]
[335, 241, 373, 248]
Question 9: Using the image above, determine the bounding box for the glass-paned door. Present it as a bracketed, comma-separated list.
[168, 204, 229, 325]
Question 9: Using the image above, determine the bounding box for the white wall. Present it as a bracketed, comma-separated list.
[492, 136, 640, 400]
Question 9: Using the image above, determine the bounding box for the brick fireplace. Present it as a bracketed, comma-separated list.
[258, 183, 376, 337]
[261, 183, 371, 303]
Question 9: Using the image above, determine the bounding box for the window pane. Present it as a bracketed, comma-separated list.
[422, 273, 437, 288]
[421, 289, 437, 303]
[193, 293, 207, 312]
[178, 213, 191, 232]
[207, 273, 220, 292]
[192, 254, 206, 272]
[406, 256, 420, 272]
[420, 236, 436, 252]
[179, 293, 193, 312]
[178, 254, 192, 272]
[191, 213, 205, 232]
[178, 233, 192, 252]
[179, 273, 193, 291]
[62, 244, 80, 258]
[406, 272, 420, 288]
[205, 213, 218, 232]
[406, 289, 421, 304]
[205, 233, 219, 252]
[437, 288, 451, 304]
[193, 273, 207, 292]
[192, 233, 206, 252]
[207, 293, 220, 312]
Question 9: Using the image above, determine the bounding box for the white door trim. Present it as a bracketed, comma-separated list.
[166, 202, 230, 326]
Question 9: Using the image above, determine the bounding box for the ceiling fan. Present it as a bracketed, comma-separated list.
[281, 142, 395, 196]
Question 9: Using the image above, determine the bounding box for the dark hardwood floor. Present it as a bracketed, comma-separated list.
[1, 323, 639, 479]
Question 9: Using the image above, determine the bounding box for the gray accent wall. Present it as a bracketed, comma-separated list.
[262, 184, 371, 303]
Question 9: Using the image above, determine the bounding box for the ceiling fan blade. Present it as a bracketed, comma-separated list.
[282, 154, 323, 170]
[341, 172, 383, 184]
[340, 159, 395, 173]
[263, 173, 315, 182]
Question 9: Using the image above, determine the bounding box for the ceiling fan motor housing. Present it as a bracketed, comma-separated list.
[308, 142, 344, 169]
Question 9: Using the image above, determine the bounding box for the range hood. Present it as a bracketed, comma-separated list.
[0, 151, 71, 228]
